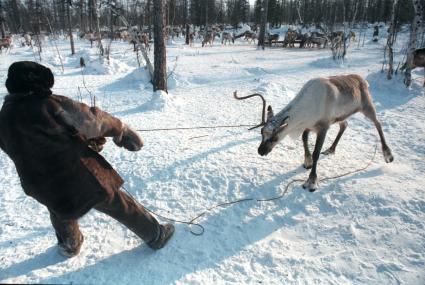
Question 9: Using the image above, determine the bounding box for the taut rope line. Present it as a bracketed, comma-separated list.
[136, 124, 257, 132]
[124, 142, 379, 236]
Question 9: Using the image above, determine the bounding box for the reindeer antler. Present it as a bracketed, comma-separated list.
[233, 91, 266, 130]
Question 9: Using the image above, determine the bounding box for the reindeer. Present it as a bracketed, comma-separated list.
[23, 34, 32, 46]
[400, 48, 425, 86]
[189, 32, 195, 47]
[331, 35, 344, 59]
[267, 33, 279, 46]
[348, 31, 356, 42]
[283, 30, 297, 47]
[234, 74, 393, 192]
[0, 36, 12, 53]
[309, 34, 329, 48]
[244, 31, 257, 44]
[222, 32, 234, 45]
[140, 33, 150, 51]
[202, 32, 215, 47]
[80, 32, 96, 47]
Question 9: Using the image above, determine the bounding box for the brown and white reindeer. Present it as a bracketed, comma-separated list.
[234, 74, 393, 192]
[0, 36, 12, 53]
[244, 31, 258, 44]
[222, 32, 234, 45]
[189, 32, 195, 47]
[202, 32, 215, 47]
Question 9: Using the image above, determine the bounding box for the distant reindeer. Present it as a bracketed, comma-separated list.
[23, 34, 32, 46]
[308, 34, 329, 48]
[140, 33, 150, 51]
[244, 31, 257, 44]
[189, 32, 195, 47]
[0, 36, 12, 53]
[202, 32, 215, 47]
[222, 32, 234, 45]
[283, 30, 297, 47]
[348, 31, 356, 42]
[331, 35, 344, 59]
[400, 48, 425, 86]
[234, 74, 393, 191]
[267, 33, 279, 46]
[80, 32, 96, 47]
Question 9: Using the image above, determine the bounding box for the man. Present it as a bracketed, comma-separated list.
[0, 61, 174, 257]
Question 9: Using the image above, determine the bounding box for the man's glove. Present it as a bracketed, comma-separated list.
[88, 137, 107, 152]
[113, 125, 143, 151]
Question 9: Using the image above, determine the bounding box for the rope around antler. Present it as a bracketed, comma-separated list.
[124, 142, 378, 236]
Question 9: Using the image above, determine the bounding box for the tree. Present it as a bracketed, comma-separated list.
[66, 0, 75, 55]
[184, 0, 190, 45]
[0, 0, 6, 38]
[92, 0, 103, 56]
[404, 0, 423, 87]
[153, 0, 167, 92]
[386, 0, 398, 80]
[258, 0, 269, 49]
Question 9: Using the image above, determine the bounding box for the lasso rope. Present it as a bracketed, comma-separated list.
[124, 141, 378, 236]
[136, 124, 257, 132]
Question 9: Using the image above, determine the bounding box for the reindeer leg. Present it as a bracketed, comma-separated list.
[303, 128, 328, 192]
[363, 106, 394, 163]
[302, 130, 313, 169]
[322, 120, 348, 155]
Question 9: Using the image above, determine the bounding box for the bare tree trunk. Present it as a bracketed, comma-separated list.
[109, 0, 113, 39]
[153, 0, 167, 92]
[60, 0, 66, 33]
[67, 0, 75, 55]
[10, 0, 21, 33]
[147, 0, 152, 40]
[258, 0, 269, 49]
[0, 0, 6, 38]
[387, 0, 398, 80]
[88, 0, 93, 32]
[92, 0, 103, 56]
[405, 0, 423, 87]
[184, 0, 189, 45]
[80, 0, 85, 33]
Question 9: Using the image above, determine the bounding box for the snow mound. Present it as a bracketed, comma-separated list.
[167, 72, 188, 90]
[84, 57, 131, 75]
[144, 90, 182, 111]
[252, 77, 289, 98]
[71, 48, 132, 75]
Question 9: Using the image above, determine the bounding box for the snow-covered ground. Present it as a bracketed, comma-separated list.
[0, 29, 424, 285]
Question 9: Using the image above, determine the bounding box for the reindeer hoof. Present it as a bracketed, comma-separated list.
[302, 178, 318, 192]
[322, 148, 335, 155]
[303, 163, 313, 169]
[384, 148, 394, 163]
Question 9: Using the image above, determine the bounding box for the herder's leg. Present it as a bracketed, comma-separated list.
[94, 190, 174, 249]
[49, 211, 84, 257]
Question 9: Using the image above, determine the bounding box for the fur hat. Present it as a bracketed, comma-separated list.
[5, 61, 54, 96]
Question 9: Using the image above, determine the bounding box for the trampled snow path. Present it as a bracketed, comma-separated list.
[0, 30, 424, 284]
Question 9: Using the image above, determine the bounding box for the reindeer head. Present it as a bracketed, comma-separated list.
[234, 91, 289, 156]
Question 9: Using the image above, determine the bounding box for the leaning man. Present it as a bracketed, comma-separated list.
[0, 61, 174, 257]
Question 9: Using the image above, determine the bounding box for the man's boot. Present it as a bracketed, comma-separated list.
[148, 223, 175, 250]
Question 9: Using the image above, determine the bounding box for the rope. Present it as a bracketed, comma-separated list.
[136, 124, 257, 132]
[125, 142, 378, 236]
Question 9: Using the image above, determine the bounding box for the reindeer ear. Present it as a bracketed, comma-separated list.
[267, 105, 274, 120]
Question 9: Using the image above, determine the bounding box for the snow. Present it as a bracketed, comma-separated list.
[1, 30, 425, 285]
